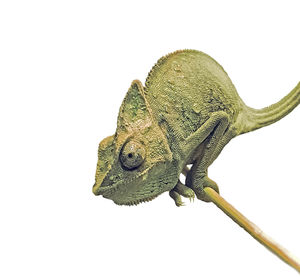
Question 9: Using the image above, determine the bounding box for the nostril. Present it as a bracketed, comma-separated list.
[101, 182, 111, 187]
[100, 176, 114, 187]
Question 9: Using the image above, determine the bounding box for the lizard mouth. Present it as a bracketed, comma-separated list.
[93, 164, 155, 196]
[93, 182, 117, 195]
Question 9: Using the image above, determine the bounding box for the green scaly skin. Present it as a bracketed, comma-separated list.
[93, 49, 300, 206]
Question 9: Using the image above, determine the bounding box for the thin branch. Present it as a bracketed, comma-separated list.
[203, 187, 300, 273]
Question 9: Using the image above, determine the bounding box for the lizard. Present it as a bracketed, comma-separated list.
[92, 49, 300, 206]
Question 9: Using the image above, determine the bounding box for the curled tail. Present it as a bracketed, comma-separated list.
[239, 82, 300, 134]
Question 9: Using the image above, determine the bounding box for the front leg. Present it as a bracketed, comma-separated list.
[185, 112, 236, 202]
[170, 182, 195, 206]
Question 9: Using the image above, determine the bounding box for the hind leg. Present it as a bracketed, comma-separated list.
[186, 118, 237, 202]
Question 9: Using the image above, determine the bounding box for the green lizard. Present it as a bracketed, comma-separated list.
[93, 49, 300, 206]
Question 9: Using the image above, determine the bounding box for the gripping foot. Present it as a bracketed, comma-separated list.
[169, 181, 195, 206]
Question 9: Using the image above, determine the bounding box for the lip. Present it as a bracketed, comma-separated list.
[93, 182, 118, 196]
[93, 164, 155, 196]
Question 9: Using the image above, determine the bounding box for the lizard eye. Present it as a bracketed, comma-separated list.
[120, 140, 146, 170]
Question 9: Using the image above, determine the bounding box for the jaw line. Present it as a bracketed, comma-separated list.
[94, 164, 155, 196]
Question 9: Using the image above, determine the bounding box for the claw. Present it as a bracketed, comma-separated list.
[190, 194, 195, 202]
[176, 201, 185, 207]
[169, 190, 185, 207]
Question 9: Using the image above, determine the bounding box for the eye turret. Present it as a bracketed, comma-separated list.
[120, 140, 146, 170]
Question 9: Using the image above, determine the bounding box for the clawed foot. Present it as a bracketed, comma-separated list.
[169, 190, 185, 207]
[169, 181, 195, 207]
[170, 166, 220, 206]
[187, 175, 219, 202]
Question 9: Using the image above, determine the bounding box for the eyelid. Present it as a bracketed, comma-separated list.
[119, 140, 145, 170]
[115, 135, 134, 157]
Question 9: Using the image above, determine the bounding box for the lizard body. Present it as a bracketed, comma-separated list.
[93, 49, 300, 206]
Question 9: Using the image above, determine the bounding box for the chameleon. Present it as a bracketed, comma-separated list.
[93, 49, 300, 206]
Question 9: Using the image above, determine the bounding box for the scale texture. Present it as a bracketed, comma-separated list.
[93, 50, 300, 206]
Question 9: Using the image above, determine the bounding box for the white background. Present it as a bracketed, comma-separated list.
[0, 1, 300, 276]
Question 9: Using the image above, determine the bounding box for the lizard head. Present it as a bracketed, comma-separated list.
[93, 80, 178, 205]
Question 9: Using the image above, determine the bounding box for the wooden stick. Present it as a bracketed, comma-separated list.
[203, 187, 300, 273]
